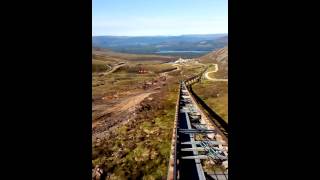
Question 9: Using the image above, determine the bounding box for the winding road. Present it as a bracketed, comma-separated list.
[100, 63, 126, 76]
[205, 64, 228, 82]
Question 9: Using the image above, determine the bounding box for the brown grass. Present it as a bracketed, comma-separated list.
[192, 80, 228, 122]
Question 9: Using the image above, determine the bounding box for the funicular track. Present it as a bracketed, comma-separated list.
[167, 70, 228, 180]
[167, 83, 228, 180]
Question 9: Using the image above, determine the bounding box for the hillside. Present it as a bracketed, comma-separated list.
[200, 46, 228, 65]
[92, 49, 206, 179]
[193, 47, 228, 122]
[200, 47, 228, 79]
[93, 48, 176, 62]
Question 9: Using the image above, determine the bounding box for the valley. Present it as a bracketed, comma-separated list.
[92, 46, 228, 179]
[92, 34, 228, 58]
[92, 48, 206, 179]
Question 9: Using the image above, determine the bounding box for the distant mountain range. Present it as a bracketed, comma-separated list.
[92, 34, 228, 58]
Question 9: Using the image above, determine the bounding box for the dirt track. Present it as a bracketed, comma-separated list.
[92, 91, 155, 128]
[92, 91, 156, 129]
[205, 64, 228, 82]
[99, 63, 126, 76]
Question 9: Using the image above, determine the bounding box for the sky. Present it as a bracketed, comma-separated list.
[92, 0, 228, 36]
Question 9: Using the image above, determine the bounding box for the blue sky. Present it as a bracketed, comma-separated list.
[93, 0, 228, 36]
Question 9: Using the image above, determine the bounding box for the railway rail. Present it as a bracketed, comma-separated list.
[167, 70, 228, 180]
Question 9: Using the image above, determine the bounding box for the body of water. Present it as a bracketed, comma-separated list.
[156, 50, 210, 54]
